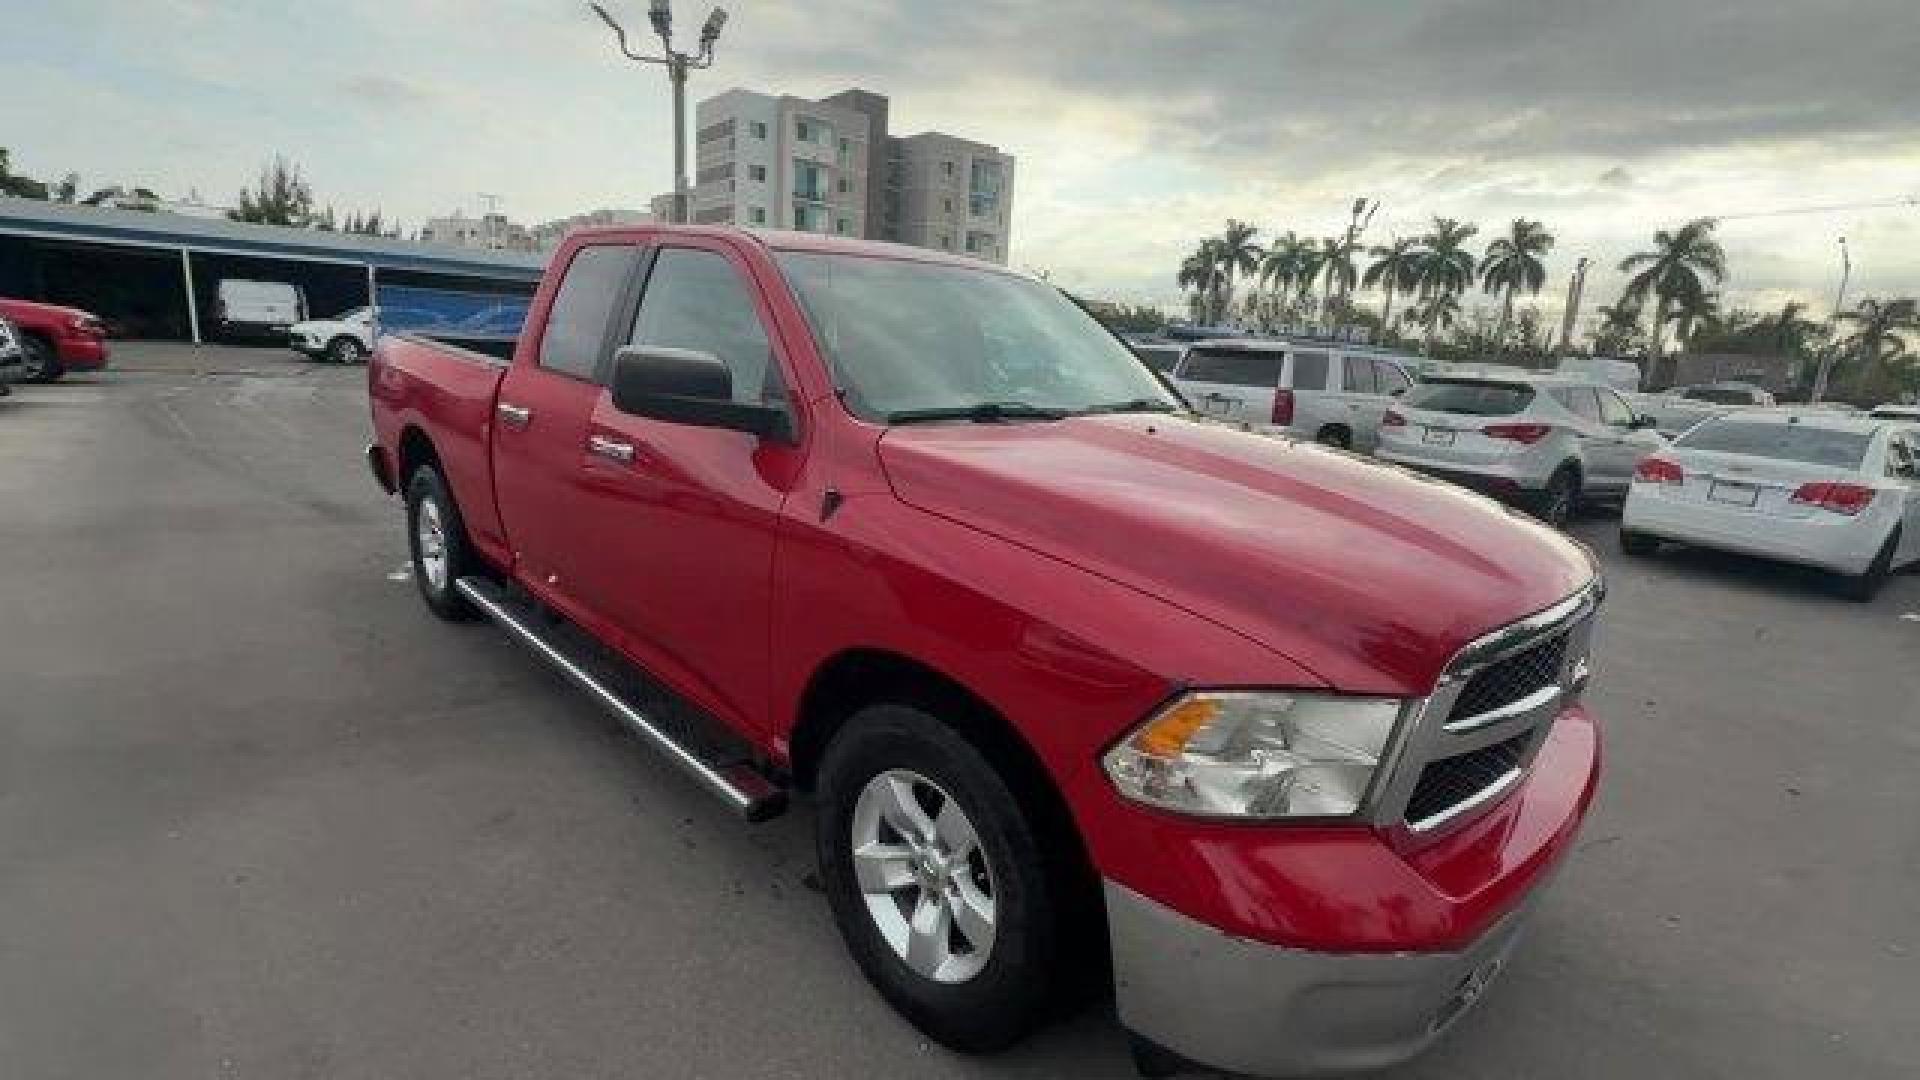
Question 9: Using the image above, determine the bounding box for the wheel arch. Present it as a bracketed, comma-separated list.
[396, 424, 442, 488]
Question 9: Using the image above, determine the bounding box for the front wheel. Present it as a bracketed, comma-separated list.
[327, 336, 366, 364]
[21, 337, 62, 383]
[404, 466, 478, 621]
[815, 704, 1062, 1054]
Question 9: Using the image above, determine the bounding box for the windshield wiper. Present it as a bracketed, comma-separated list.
[887, 401, 1069, 425]
[1076, 397, 1183, 416]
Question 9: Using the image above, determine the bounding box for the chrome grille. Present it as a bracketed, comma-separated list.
[1370, 581, 1600, 835]
[1449, 634, 1569, 725]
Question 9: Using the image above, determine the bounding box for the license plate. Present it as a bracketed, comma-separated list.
[1201, 397, 1242, 417]
[1423, 427, 1456, 446]
[1709, 480, 1759, 507]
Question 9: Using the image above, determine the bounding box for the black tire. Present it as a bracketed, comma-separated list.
[1532, 466, 1580, 529]
[327, 336, 366, 365]
[21, 336, 62, 383]
[1619, 529, 1660, 557]
[815, 703, 1062, 1054]
[404, 466, 478, 621]
[1836, 527, 1898, 603]
[1315, 425, 1352, 449]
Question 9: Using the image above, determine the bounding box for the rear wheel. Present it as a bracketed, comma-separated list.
[1836, 527, 1899, 603]
[1532, 466, 1580, 529]
[21, 336, 62, 383]
[404, 466, 478, 621]
[1619, 529, 1660, 557]
[815, 703, 1062, 1054]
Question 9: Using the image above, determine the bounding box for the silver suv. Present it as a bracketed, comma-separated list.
[1377, 370, 1668, 526]
[1169, 338, 1416, 451]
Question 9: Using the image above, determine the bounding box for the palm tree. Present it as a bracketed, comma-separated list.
[1316, 234, 1360, 322]
[1411, 218, 1478, 352]
[1258, 232, 1314, 317]
[1215, 219, 1263, 321]
[1832, 296, 1918, 400]
[1660, 281, 1720, 353]
[1362, 237, 1420, 333]
[1478, 219, 1555, 349]
[1764, 300, 1816, 356]
[1618, 218, 1726, 360]
[1591, 302, 1642, 355]
[1177, 238, 1228, 324]
[1411, 291, 1462, 352]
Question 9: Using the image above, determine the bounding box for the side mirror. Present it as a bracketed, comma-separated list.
[610, 346, 791, 441]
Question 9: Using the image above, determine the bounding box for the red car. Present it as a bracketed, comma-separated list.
[368, 226, 1603, 1077]
[0, 297, 111, 382]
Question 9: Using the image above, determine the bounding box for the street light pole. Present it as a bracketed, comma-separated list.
[1557, 256, 1590, 355]
[1811, 236, 1850, 403]
[590, 1, 729, 225]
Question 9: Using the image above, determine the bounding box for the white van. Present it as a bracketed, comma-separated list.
[1169, 338, 1416, 452]
[214, 279, 307, 342]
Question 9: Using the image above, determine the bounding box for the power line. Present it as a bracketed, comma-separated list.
[1717, 194, 1917, 222]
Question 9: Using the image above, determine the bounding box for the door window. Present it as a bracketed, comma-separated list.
[1179, 347, 1283, 387]
[1373, 359, 1411, 395]
[629, 248, 785, 405]
[1341, 355, 1377, 393]
[1597, 388, 1637, 427]
[1288, 351, 1329, 390]
[1550, 386, 1602, 422]
[539, 244, 638, 380]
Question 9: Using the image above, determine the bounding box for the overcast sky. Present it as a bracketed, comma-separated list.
[3, 1, 1917, 323]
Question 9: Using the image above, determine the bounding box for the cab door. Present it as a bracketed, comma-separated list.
[566, 240, 807, 737]
[490, 241, 643, 622]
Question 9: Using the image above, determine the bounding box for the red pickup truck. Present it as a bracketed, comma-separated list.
[0, 297, 111, 382]
[368, 225, 1602, 1077]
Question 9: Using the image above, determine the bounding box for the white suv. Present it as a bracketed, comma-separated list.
[1377, 370, 1668, 526]
[1169, 338, 1416, 451]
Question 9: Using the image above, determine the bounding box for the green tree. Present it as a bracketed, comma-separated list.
[1591, 302, 1643, 355]
[1362, 237, 1420, 333]
[1660, 281, 1720, 353]
[1478, 218, 1555, 350]
[1412, 217, 1478, 351]
[1257, 231, 1316, 317]
[229, 155, 314, 227]
[0, 147, 50, 199]
[1831, 296, 1918, 401]
[1316, 234, 1359, 322]
[1410, 291, 1463, 352]
[1177, 238, 1229, 324]
[1618, 218, 1726, 360]
[1214, 219, 1263, 320]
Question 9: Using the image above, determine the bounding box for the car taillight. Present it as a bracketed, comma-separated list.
[1482, 422, 1552, 444]
[1382, 408, 1406, 427]
[1271, 388, 1295, 426]
[1791, 482, 1875, 515]
[1634, 457, 1684, 485]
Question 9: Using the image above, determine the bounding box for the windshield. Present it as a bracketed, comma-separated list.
[775, 252, 1179, 421]
[1683, 385, 1756, 405]
[1678, 419, 1872, 468]
[1401, 379, 1535, 416]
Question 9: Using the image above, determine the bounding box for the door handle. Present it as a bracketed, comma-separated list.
[496, 402, 532, 429]
[587, 434, 636, 464]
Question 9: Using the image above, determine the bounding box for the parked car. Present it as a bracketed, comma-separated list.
[290, 306, 448, 364]
[367, 225, 1604, 1079]
[0, 315, 23, 395]
[0, 296, 111, 382]
[1869, 403, 1920, 422]
[213, 278, 307, 342]
[1378, 371, 1667, 527]
[1676, 380, 1776, 407]
[1621, 412, 1920, 600]
[1169, 337, 1415, 451]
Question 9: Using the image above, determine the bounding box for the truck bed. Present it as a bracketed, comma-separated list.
[368, 333, 512, 566]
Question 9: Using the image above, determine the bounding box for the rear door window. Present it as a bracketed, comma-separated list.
[1549, 386, 1602, 422]
[1401, 379, 1535, 416]
[1341, 355, 1377, 393]
[1178, 347, 1283, 387]
[1288, 351, 1329, 390]
[1373, 359, 1412, 395]
[539, 244, 640, 380]
[1677, 420, 1872, 468]
[1597, 388, 1637, 427]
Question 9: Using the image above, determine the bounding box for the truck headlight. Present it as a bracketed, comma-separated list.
[1102, 692, 1406, 819]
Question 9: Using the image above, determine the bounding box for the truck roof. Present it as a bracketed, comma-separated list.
[565, 223, 1020, 275]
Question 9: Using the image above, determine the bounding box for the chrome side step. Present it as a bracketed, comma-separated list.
[455, 577, 787, 822]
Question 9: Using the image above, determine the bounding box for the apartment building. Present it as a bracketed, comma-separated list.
[688, 86, 1015, 264]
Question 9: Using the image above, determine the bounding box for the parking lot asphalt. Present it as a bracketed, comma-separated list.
[2, 342, 1916, 1080]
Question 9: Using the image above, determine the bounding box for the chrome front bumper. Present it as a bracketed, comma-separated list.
[1108, 881, 1534, 1077]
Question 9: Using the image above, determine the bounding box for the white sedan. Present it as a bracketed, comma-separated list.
[1621, 412, 1920, 600]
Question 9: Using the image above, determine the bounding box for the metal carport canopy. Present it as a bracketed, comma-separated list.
[0, 198, 547, 282]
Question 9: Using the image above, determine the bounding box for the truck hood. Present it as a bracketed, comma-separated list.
[877, 415, 1594, 694]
